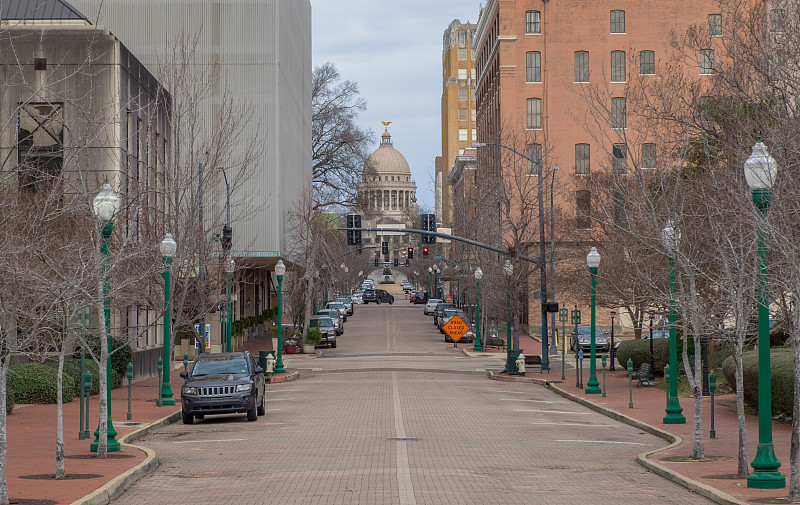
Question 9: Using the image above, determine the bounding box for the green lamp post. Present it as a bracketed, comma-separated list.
[503, 260, 515, 373]
[428, 266, 433, 297]
[225, 257, 235, 352]
[433, 264, 441, 299]
[158, 232, 177, 406]
[744, 138, 784, 489]
[473, 267, 483, 351]
[661, 220, 685, 424]
[91, 182, 121, 453]
[585, 247, 601, 394]
[274, 260, 287, 374]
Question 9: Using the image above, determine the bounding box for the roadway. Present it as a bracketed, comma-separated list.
[106, 302, 714, 505]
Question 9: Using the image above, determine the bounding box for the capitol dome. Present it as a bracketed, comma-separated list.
[365, 128, 411, 176]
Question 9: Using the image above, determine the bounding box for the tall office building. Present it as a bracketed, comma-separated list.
[438, 19, 477, 229]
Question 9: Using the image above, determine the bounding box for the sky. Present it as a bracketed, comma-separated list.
[312, 0, 482, 211]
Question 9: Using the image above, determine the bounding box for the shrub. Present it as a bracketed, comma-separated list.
[8, 363, 77, 404]
[87, 337, 131, 379]
[615, 338, 669, 374]
[305, 326, 322, 347]
[722, 348, 793, 418]
[709, 344, 733, 369]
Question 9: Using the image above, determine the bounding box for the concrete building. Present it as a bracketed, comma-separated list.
[356, 126, 419, 264]
[438, 19, 478, 229]
[67, 0, 312, 346]
[0, 0, 172, 377]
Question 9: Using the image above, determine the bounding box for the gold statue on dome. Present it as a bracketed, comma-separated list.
[380, 121, 392, 130]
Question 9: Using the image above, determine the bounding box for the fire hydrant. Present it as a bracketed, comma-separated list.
[516, 353, 526, 376]
[266, 353, 276, 382]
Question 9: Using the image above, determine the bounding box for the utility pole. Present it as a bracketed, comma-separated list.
[536, 158, 549, 371]
[197, 160, 206, 354]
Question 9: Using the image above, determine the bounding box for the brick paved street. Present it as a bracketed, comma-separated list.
[108, 303, 715, 505]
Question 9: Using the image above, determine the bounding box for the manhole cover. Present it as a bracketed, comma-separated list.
[19, 474, 101, 480]
[66, 453, 135, 459]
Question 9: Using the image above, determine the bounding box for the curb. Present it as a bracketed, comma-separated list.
[486, 371, 749, 505]
[270, 370, 300, 383]
[69, 410, 181, 505]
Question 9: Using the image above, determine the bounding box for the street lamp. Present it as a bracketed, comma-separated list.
[503, 259, 516, 373]
[585, 247, 601, 394]
[90, 182, 121, 453]
[225, 257, 235, 352]
[428, 266, 433, 296]
[158, 232, 177, 406]
[661, 220, 685, 424]
[433, 264, 440, 299]
[274, 260, 286, 374]
[473, 267, 483, 351]
[609, 311, 616, 372]
[744, 138, 784, 489]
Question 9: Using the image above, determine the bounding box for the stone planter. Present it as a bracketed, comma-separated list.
[302, 344, 315, 354]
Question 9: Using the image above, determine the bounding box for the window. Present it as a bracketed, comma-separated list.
[708, 14, 722, 36]
[771, 49, 786, 81]
[700, 49, 715, 75]
[527, 98, 542, 129]
[458, 88, 468, 101]
[575, 143, 590, 175]
[18, 103, 64, 192]
[641, 143, 656, 168]
[526, 143, 542, 175]
[459, 129, 468, 141]
[640, 50, 655, 75]
[471, 109, 476, 121]
[612, 143, 627, 173]
[458, 68, 467, 80]
[574, 51, 589, 82]
[770, 9, 785, 33]
[459, 108, 468, 121]
[458, 48, 467, 60]
[526, 10, 541, 34]
[526, 51, 541, 82]
[611, 51, 626, 82]
[610, 10, 625, 33]
[611, 97, 626, 129]
[576, 190, 591, 229]
[471, 69, 476, 80]
[471, 129, 477, 140]
[458, 30, 466, 48]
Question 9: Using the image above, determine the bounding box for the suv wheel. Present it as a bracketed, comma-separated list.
[247, 399, 258, 421]
[257, 390, 266, 416]
[389, 298, 394, 305]
[376, 299, 382, 305]
[181, 411, 194, 425]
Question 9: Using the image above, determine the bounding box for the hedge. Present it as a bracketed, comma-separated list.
[721, 347, 794, 418]
[46, 358, 121, 395]
[6, 387, 14, 414]
[86, 337, 132, 379]
[615, 338, 670, 374]
[8, 363, 77, 404]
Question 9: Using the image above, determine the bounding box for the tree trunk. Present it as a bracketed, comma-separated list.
[789, 332, 800, 502]
[0, 359, 9, 505]
[55, 352, 65, 479]
[97, 291, 108, 458]
[733, 348, 749, 478]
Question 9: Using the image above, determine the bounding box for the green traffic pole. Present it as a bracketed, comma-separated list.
[710, 370, 717, 439]
[602, 354, 607, 397]
[183, 353, 188, 374]
[575, 323, 580, 388]
[585, 265, 601, 394]
[275, 272, 286, 373]
[91, 220, 119, 453]
[83, 370, 91, 439]
[160, 255, 175, 406]
[627, 358, 634, 408]
[79, 348, 86, 439]
[227, 271, 233, 352]
[506, 283, 512, 374]
[156, 357, 163, 406]
[663, 255, 685, 423]
[665, 364, 670, 408]
[561, 318, 566, 380]
[126, 362, 133, 420]
[747, 187, 784, 488]
[473, 278, 482, 351]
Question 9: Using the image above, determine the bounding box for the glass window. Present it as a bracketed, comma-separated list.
[611, 50, 626, 82]
[610, 10, 625, 33]
[471, 129, 477, 140]
[576, 190, 591, 229]
[771, 49, 786, 81]
[471, 109, 476, 121]
[526, 143, 542, 175]
[458, 30, 466, 48]
[526, 51, 541, 82]
[770, 9, 785, 33]
[459, 108, 468, 121]
[641, 143, 656, 168]
[527, 98, 542, 129]
[458, 88, 468, 101]
[709, 14, 722, 36]
[526, 10, 541, 34]
[575, 143, 590, 175]
[574, 51, 589, 82]
[18, 103, 64, 192]
[640, 50, 655, 75]
[459, 129, 468, 141]
[458, 68, 467, 80]
[611, 97, 626, 129]
[700, 49, 715, 75]
[458, 48, 467, 60]
[612, 143, 627, 173]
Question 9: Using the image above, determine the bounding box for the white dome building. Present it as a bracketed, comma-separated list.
[356, 126, 418, 255]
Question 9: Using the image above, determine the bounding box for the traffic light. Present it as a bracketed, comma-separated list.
[382, 241, 388, 254]
[394, 258, 399, 267]
[421, 213, 436, 244]
[423, 246, 429, 256]
[405, 260, 409, 267]
[374, 258, 379, 267]
[221, 224, 232, 250]
[407, 247, 414, 259]
[346, 214, 362, 246]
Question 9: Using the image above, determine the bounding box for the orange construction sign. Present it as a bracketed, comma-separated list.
[442, 314, 470, 342]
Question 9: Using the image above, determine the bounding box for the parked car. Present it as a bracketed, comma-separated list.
[570, 325, 610, 352]
[439, 308, 466, 333]
[179, 351, 266, 424]
[434, 303, 457, 328]
[362, 288, 394, 304]
[316, 309, 343, 335]
[443, 314, 475, 343]
[424, 298, 442, 315]
[335, 297, 354, 316]
[326, 302, 348, 322]
[643, 329, 670, 339]
[413, 291, 429, 304]
[351, 291, 364, 304]
[308, 316, 337, 348]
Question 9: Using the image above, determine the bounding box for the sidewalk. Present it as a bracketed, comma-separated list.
[468, 332, 792, 505]
[6, 334, 794, 505]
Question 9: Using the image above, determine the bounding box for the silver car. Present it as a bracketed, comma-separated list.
[335, 297, 354, 316]
[316, 309, 343, 335]
[326, 302, 348, 322]
[424, 299, 442, 315]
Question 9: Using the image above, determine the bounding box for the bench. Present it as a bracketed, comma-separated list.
[631, 362, 653, 387]
[487, 337, 505, 350]
[524, 354, 544, 373]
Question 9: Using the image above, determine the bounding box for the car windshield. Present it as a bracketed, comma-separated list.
[318, 310, 338, 319]
[310, 318, 333, 328]
[444, 309, 463, 317]
[328, 303, 344, 309]
[577, 327, 604, 336]
[428, 299, 441, 305]
[191, 356, 249, 377]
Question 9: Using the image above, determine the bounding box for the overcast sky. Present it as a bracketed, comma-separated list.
[312, 1, 482, 211]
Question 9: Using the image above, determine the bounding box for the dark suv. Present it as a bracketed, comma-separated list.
[179, 351, 266, 424]
[362, 288, 394, 304]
